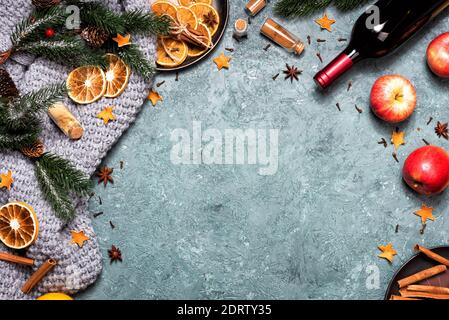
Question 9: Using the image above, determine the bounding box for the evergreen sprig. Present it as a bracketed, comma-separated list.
[35, 153, 92, 221]
[17, 36, 107, 68]
[122, 10, 170, 35]
[65, 0, 170, 36]
[0, 83, 66, 146]
[274, 0, 369, 18]
[11, 6, 66, 48]
[117, 44, 155, 81]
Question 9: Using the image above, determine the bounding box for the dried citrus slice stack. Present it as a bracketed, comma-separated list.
[67, 66, 106, 104]
[153, 0, 220, 68]
[189, 3, 220, 36]
[0, 202, 39, 250]
[187, 22, 212, 57]
[104, 54, 130, 98]
[151, 1, 178, 20]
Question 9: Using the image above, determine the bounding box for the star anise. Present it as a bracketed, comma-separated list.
[283, 64, 302, 83]
[108, 245, 122, 263]
[96, 166, 114, 186]
[202, 11, 218, 29]
[435, 121, 449, 140]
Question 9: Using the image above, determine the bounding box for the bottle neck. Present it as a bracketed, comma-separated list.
[314, 46, 362, 89]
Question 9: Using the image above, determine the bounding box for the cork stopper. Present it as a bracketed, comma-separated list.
[293, 42, 305, 55]
[69, 125, 84, 140]
[234, 18, 248, 38]
[245, 0, 266, 16]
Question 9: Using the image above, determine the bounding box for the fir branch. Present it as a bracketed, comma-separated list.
[335, 0, 370, 10]
[274, 0, 369, 18]
[19, 83, 67, 115]
[117, 45, 155, 81]
[37, 153, 92, 196]
[16, 37, 107, 67]
[0, 129, 40, 150]
[35, 156, 76, 221]
[11, 7, 66, 48]
[0, 83, 66, 132]
[121, 10, 170, 36]
[66, 0, 125, 34]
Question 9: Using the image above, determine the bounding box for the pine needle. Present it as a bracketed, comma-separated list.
[274, 0, 368, 18]
[35, 158, 76, 221]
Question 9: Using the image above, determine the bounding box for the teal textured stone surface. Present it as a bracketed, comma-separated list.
[79, 1, 449, 299]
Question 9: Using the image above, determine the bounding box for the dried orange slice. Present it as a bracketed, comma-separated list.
[176, 6, 198, 29]
[187, 22, 212, 57]
[0, 202, 39, 250]
[104, 54, 130, 98]
[161, 38, 188, 66]
[67, 66, 106, 104]
[179, 0, 212, 6]
[189, 3, 219, 36]
[151, 1, 178, 20]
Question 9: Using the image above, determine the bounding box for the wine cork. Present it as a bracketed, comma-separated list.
[48, 102, 84, 140]
[233, 18, 248, 38]
[245, 0, 266, 16]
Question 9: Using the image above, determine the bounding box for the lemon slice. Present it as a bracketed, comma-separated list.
[67, 66, 106, 104]
[151, 1, 178, 20]
[176, 6, 198, 29]
[187, 22, 212, 57]
[0, 202, 39, 250]
[189, 3, 220, 36]
[104, 54, 130, 98]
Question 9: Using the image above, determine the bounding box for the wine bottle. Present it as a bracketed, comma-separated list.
[314, 0, 449, 89]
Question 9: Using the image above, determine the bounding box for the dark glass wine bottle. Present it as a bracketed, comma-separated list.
[314, 0, 449, 89]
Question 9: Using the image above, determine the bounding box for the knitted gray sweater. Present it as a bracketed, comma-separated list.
[0, 0, 155, 299]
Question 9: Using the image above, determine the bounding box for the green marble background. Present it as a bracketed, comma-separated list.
[78, 1, 449, 299]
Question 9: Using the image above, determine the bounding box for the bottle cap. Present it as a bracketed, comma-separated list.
[314, 53, 353, 89]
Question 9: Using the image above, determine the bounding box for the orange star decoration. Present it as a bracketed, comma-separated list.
[378, 243, 397, 263]
[0, 170, 13, 190]
[213, 52, 231, 70]
[415, 204, 435, 224]
[315, 13, 336, 32]
[112, 33, 131, 47]
[97, 106, 116, 125]
[71, 230, 90, 248]
[148, 89, 163, 106]
[391, 129, 405, 151]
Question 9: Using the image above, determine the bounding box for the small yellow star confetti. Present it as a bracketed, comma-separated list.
[71, 230, 90, 248]
[415, 204, 435, 224]
[391, 129, 405, 151]
[0, 170, 13, 190]
[315, 13, 336, 32]
[148, 89, 163, 106]
[213, 52, 231, 70]
[378, 243, 397, 263]
[97, 106, 116, 125]
[112, 33, 131, 47]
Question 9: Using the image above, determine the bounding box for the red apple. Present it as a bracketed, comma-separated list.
[370, 75, 416, 123]
[427, 32, 449, 78]
[402, 146, 449, 196]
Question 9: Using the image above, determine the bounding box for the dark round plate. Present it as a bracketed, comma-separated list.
[156, 0, 229, 72]
[384, 246, 449, 300]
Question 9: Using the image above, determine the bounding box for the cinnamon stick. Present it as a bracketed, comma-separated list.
[415, 244, 449, 267]
[0, 252, 34, 266]
[389, 295, 420, 300]
[398, 265, 447, 288]
[399, 289, 449, 300]
[21, 259, 57, 294]
[407, 285, 449, 295]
